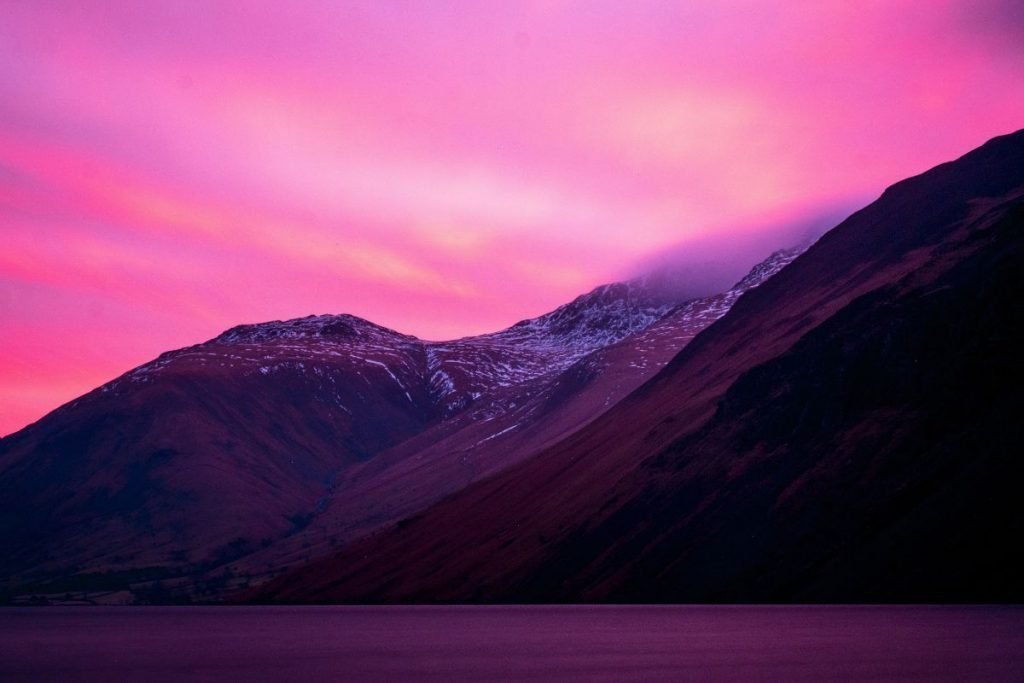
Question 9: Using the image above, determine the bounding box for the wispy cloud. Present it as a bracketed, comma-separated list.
[1, 0, 1022, 434]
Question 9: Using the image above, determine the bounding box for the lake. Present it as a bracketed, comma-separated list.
[1, 605, 1022, 681]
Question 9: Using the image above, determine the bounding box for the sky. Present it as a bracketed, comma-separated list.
[1, 1, 1023, 436]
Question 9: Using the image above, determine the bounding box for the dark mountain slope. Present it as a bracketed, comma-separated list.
[513, 200, 1024, 603]
[254, 129, 1024, 603]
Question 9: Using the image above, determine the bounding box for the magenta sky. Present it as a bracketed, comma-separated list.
[2, 1, 1023, 435]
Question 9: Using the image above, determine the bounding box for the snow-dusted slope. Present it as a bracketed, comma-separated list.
[227, 245, 807, 580]
[104, 245, 804, 425]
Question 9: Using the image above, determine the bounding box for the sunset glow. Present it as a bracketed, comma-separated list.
[2, 1, 1023, 434]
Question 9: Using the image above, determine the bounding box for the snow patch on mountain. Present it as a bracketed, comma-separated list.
[108, 245, 805, 422]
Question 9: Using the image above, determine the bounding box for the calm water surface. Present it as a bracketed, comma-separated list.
[1, 605, 1022, 681]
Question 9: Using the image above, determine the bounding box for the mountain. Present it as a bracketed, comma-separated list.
[0, 241, 800, 603]
[254, 129, 1024, 604]
[226, 246, 803, 584]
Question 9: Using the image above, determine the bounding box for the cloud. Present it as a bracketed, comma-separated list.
[1, 1, 1023, 434]
[628, 198, 869, 300]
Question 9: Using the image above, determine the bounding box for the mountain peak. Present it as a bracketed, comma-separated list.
[213, 313, 415, 345]
[492, 280, 676, 351]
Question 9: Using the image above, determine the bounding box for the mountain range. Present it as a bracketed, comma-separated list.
[2, 129, 1022, 605]
[0, 232, 801, 603]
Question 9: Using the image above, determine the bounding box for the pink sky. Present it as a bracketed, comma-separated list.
[2, 1, 1023, 435]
